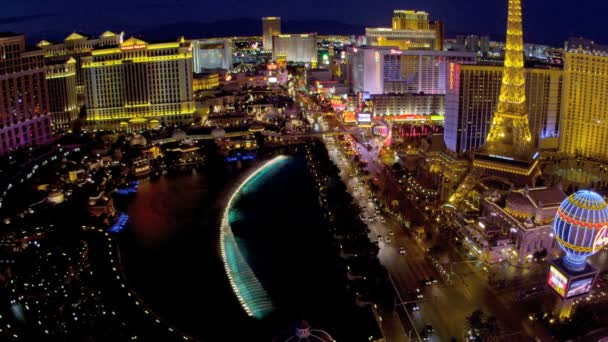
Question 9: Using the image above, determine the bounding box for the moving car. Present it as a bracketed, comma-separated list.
[405, 302, 419, 311]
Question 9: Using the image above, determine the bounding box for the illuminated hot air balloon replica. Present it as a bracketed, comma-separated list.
[552, 190, 608, 271]
[548, 190, 608, 319]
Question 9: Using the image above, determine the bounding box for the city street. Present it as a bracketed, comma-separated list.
[322, 133, 556, 341]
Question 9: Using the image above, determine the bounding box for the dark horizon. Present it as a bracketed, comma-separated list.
[2, 0, 608, 46]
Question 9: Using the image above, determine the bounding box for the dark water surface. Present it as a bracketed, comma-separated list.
[118, 154, 374, 340]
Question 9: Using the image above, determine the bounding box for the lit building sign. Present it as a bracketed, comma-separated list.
[357, 113, 372, 124]
[121, 44, 146, 51]
[373, 125, 389, 137]
[566, 277, 594, 298]
[449, 63, 455, 90]
[331, 98, 346, 111]
[592, 225, 608, 252]
[322, 53, 329, 64]
[343, 112, 356, 123]
[385, 114, 430, 122]
[268, 77, 277, 83]
[548, 265, 568, 298]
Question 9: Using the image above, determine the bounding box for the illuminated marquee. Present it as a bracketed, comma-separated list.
[343, 111, 356, 123]
[566, 277, 594, 298]
[548, 265, 568, 298]
[357, 113, 372, 124]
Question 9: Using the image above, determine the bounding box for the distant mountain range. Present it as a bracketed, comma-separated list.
[132, 19, 516, 45]
[133, 18, 365, 41]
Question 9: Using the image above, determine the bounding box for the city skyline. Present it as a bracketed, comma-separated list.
[2, 0, 608, 340]
[2, 0, 608, 45]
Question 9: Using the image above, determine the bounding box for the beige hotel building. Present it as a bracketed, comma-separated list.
[82, 37, 194, 130]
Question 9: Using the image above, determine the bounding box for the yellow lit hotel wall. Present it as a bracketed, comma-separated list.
[391, 10, 430, 30]
[193, 74, 220, 91]
[82, 38, 194, 129]
[560, 51, 608, 159]
[375, 36, 431, 50]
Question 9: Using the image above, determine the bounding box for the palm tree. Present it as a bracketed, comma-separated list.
[465, 309, 485, 333]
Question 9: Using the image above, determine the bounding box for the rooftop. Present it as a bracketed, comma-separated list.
[505, 187, 566, 211]
[0, 32, 21, 38]
[527, 187, 567, 207]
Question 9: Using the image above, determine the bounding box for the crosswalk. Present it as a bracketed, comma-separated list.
[391, 256, 440, 291]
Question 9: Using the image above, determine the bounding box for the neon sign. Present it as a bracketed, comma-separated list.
[449, 63, 455, 90]
[548, 265, 567, 298]
[592, 225, 608, 252]
[357, 113, 372, 123]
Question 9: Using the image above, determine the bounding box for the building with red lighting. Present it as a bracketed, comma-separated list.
[371, 93, 444, 122]
[0, 33, 52, 155]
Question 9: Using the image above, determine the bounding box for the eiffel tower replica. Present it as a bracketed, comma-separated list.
[450, 0, 540, 206]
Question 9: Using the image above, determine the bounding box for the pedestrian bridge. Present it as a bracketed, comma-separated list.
[152, 129, 349, 146]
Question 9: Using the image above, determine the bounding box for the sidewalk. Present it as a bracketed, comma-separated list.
[373, 306, 408, 342]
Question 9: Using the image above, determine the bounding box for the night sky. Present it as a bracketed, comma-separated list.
[1, 0, 606, 46]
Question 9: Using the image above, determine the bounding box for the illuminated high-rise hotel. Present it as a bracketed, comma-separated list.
[347, 46, 475, 96]
[560, 41, 608, 159]
[445, 65, 562, 153]
[191, 38, 233, 71]
[262, 17, 281, 52]
[366, 10, 442, 51]
[272, 34, 317, 65]
[0, 33, 52, 155]
[46, 58, 79, 130]
[391, 10, 429, 30]
[37, 31, 123, 129]
[82, 37, 194, 130]
[37, 31, 124, 94]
